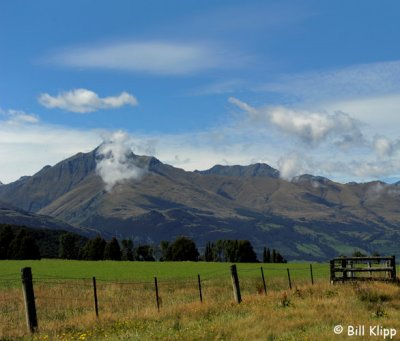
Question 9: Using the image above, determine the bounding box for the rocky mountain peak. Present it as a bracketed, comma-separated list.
[195, 163, 280, 178]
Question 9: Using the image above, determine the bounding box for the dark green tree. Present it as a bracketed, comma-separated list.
[204, 242, 214, 262]
[160, 240, 170, 261]
[104, 237, 121, 260]
[275, 251, 286, 263]
[121, 239, 134, 261]
[266, 248, 271, 263]
[166, 237, 199, 261]
[224, 240, 239, 262]
[0, 225, 15, 259]
[59, 233, 80, 259]
[8, 229, 40, 260]
[263, 247, 267, 263]
[134, 245, 155, 261]
[213, 240, 225, 262]
[272, 249, 277, 263]
[236, 240, 257, 263]
[352, 250, 366, 257]
[212, 240, 257, 263]
[82, 236, 106, 260]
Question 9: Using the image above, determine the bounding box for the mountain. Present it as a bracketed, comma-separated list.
[1, 147, 400, 261]
[195, 163, 280, 178]
[0, 200, 95, 237]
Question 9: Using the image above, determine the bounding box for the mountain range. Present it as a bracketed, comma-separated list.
[1, 147, 400, 261]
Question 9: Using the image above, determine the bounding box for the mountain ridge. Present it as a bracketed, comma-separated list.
[1, 147, 400, 261]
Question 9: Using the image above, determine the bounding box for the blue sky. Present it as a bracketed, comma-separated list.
[1, 0, 400, 183]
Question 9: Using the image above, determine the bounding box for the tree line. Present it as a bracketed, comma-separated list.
[0, 225, 41, 260]
[0, 224, 287, 263]
[61, 234, 286, 263]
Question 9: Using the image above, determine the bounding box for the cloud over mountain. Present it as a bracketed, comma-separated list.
[96, 131, 146, 191]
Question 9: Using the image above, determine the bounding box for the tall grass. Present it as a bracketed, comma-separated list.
[3, 261, 399, 340]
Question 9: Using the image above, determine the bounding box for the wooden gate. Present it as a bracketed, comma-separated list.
[330, 256, 397, 283]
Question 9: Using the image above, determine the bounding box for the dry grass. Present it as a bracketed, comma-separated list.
[2, 277, 400, 340]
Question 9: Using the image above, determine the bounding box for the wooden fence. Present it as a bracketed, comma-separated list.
[6, 264, 319, 334]
[330, 256, 397, 283]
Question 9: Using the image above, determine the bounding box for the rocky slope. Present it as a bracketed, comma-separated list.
[1, 147, 400, 260]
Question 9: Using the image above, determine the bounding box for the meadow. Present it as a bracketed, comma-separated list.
[1, 260, 400, 340]
[0, 259, 328, 282]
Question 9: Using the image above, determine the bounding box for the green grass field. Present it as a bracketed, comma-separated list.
[0, 259, 329, 282]
[3, 260, 399, 340]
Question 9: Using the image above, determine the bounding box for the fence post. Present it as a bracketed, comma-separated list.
[154, 277, 160, 312]
[21, 267, 38, 333]
[230, 264, 241, 304]
[287, 268, 292, 290]
[260, 267, 267, 294]
[348, 260, 354, 279]
[198, 274, 203, 303]
[390, 256, 396, 281]
[341, 258, 347, 283]
[386, 260, 390, 279]
[310, 264, 314, 285]
[330, 260, 335, 284]
[92, 277, 99, 318]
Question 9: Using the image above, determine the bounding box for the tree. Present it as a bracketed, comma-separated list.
[224, 240, 239, 262]
[0, 225, 14, 259]
[236, 240, 257, 263]
[352, 250, 366, 257]
[272, 249, 277, 263]
[160, 240, 170, 261]
[104, 237, 121, 260]
[275, 251, 286, 263]
[266, 248, 271, 263]
[59, 233, 80, 259]
[206, 240, 258, 263]
[8, 229, 40, 260]
[82, 236, 106, 260]
[134, 245, 155, 261]
[204, 242, 214, 262]
[121, 239, 134, 261]
[165, 237, 199, 261]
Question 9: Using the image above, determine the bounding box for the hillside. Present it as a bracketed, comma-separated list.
[0, 200, 95, 237]
[1, 147, 400, 260]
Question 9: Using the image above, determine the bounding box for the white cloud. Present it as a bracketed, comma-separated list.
[38, 88, 138, 113]
[373, 136, 394, 159]
[50, 41, 238, 75]
[254, 61, 400, 141]
[2, 94, 400, 185]
[0, 109, 39, 124]
[277, 153, 308, 180]
[229, 97, 364, 146]
[324, 94, 400, 139]
[96, 131, 146, 192]
[228, 97, 258, 116]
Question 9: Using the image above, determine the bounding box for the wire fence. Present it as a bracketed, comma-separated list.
[0, 263, 329, 338]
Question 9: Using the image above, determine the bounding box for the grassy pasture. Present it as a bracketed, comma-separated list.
[0, 259, 328, 282]
[3, 260, 400, 340]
